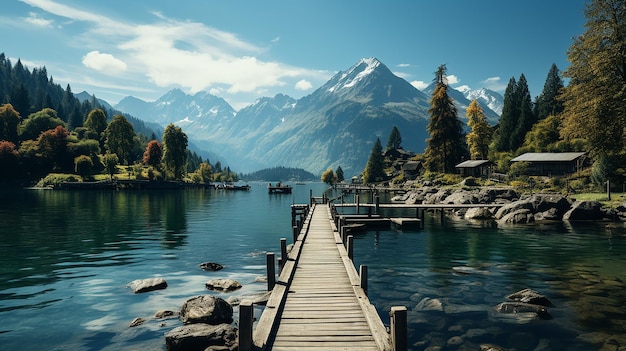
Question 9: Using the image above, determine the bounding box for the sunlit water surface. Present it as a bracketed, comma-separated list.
[0, 185, 625, 350]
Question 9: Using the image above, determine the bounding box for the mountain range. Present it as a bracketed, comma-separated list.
[112, 58, 502, 177]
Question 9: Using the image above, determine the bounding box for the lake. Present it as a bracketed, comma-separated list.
[0, 184, 625, 350]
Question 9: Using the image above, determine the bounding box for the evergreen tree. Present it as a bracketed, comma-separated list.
[491, 77, 518, 152]
[0, 104, 21, 143]
[424, 65, 467, 173]
[386, 125, 402, 150]
[560, 0, 626, 159]
[335, 166, 345, 183]
[162, 124, 188, 180]
[534, 63, 564, 120]
[84, 109, 108, 137]
[362, 138, 385, 183]
[466, 99, 492, 160]
[509, 74, 536, 151]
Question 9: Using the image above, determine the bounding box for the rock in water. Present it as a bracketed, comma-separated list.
[128, 278, 167, 293]
[199, 262, 224, 271]
[180, 295, 233, 325]
[506, 288, 553, 307]
[164, 323, 237, 351]
[205, 279, 242, 292]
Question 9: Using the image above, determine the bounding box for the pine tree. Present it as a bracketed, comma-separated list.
[335, 166, 345, 183]
[466, 99, 492, 160]
[560, 0, 626, 158]
[362, 138, 385, 183]
[534, 63, 564, 120]
[491, 77, 518, 152]
[386, 126, 402, 150]
[424, 65, 467, 173]
[509, 74, 536, 151]
[162, 124, 188, 180]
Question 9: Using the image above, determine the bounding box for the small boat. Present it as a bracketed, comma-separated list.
[268, 182, 292, 194]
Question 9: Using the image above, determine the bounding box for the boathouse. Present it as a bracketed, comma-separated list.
[455, 160, 492, 178]
[510, 152, 586, 176]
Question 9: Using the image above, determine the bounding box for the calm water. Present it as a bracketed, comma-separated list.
[1, 185, 625, 350]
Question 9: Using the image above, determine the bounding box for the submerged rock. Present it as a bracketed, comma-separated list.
[205, 279, 242, 292]
[164, 323, 237, 351]
[180, 295, 233, 325]
[506, 288, 553, 307]
[128, 278, 167, 293]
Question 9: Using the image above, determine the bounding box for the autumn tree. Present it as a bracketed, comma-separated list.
[386, 126, 402, 150]
[424, 65, 467, 173]
[362, 138, 385, 183]
[466, 99, 492, 160]
[560, 0, 626, 161]
[38, 125, 70, 172]
[162, 124, 188, 180]
[143, 140, 163, 168]
[321, 168, 336, 185]
[0, 104, 21, 143]
[104, 115, 135, 165]
[0, 141, 19, 181]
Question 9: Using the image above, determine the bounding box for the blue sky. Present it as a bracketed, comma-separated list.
[2, 0, 587, 110]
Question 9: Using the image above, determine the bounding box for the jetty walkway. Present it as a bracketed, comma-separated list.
[239, 203, 405, 351]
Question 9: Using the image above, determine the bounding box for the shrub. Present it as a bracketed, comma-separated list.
[36, 173, 79, 187]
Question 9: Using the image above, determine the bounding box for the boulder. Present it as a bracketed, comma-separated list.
[464, 207, 494, 220]
[563, 201, 605, 221]
[226, 291, 272, 306]
[128, 278, 167, 293]
[424, 189, 452, 204]
[494, 200, 534, 220]
[442, 190, 478, 205]
[180, 295, 233, 325]
[205, 279, 242, 292]
[497, 209, 535, 225]
[155, 310, 179, 319]
[506, 288, 553, 307]
[527, 193, 571, 217]
[415, 297, 444, 312]
[164, 323, 237, 351]
[199, 262, 224, 272]
[129, 317, 146, 327]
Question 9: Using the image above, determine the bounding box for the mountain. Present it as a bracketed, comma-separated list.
[457, 86, 504, 116]
[112, 58, 502, 177]
[424, 83, 501, 125]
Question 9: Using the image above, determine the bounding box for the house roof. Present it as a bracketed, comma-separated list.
[455, 160, 491, 168]
[510, 152, 586, 162]
[403, 161, 422, 171]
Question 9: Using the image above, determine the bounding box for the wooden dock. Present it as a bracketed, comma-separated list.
[247, 203, 397, 351]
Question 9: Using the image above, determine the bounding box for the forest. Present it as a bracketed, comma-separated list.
[356, 0, 626, 192]
[0, 53, 237, 187]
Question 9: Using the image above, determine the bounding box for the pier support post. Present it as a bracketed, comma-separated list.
[347, 235, 354, 260]
[292, 225, 298, 242]
[279, 238, 287, 272]
[355, 194, 360, 214]
[266, 252, 276, 291]
[238, 300, 253, 351]
[390, 306, 408, 351]
[360, 265, 368, 296]
[310, 189, 313, 205]
[375, 195, 380, 214]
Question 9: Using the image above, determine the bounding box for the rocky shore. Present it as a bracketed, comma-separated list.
[391, 185, 626, 224]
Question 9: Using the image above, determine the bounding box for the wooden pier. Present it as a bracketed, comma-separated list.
[240, 203, 405, 351]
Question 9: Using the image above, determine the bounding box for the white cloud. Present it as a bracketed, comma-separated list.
[21, 0, 328, 106]
[24, 12, 53, 27]
[410, 80, 429, 91]
[271, 36, 280, 43]
[397, 63, 411, 68]
[447, 74, 460, 85]
[295, 79, 312, 91]
[82, 51, 127, 73]
[481, 76, 507, 91]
